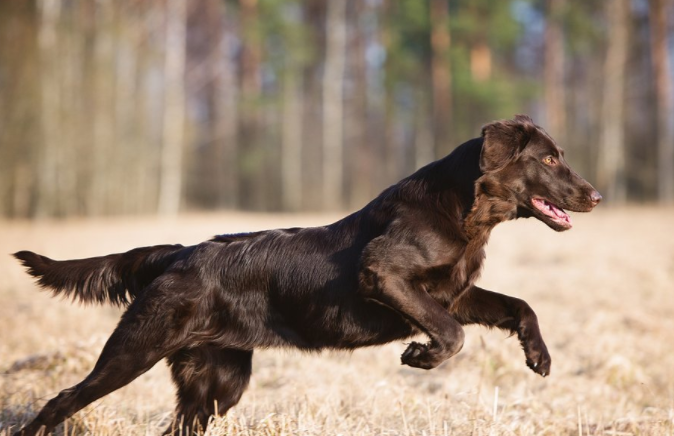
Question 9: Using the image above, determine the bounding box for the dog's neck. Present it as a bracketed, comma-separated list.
[464, 166, 519, 234]
[463, 191, 517, 241]
[433, 141, 519, 241]
[389, 137, 517, 242]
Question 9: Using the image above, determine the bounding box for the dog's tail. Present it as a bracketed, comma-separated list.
[13, 244, 186, 306]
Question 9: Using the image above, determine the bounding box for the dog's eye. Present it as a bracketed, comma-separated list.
[543, 156, 556, 165]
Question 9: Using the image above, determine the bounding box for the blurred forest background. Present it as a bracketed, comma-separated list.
[0, 0, 673, 218]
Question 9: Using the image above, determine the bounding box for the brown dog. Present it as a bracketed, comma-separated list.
[13, 115, 601, 435]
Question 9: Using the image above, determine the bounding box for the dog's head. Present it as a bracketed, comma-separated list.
[478, 115, 601, 231]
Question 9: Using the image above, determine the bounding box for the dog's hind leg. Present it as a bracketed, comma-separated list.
[163, 346, 253, 436]
[13, 309, 172, 436]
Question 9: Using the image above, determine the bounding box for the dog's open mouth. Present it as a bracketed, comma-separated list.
[531, 198, 572, 229]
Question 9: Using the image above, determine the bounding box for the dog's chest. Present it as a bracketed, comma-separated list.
[427, 242, 486, 303]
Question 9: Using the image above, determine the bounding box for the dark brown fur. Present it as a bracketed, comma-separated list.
[12, 115, 600, 436]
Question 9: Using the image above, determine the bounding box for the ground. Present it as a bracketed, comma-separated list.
[1, 208, 673, 435]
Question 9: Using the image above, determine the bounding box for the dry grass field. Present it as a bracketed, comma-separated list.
[1, 208, 673, 435]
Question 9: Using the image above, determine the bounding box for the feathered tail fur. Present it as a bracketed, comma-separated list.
[13, 244, 186, 306]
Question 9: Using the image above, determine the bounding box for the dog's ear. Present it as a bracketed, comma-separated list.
[480, 114, 535, 173]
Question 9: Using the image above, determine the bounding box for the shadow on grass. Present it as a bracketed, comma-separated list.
[0, 404, 36, 436]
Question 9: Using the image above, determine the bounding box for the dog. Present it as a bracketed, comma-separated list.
[12, 115, 601, 435]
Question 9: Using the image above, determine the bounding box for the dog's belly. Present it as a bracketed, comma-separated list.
[264, 289, 417, 350]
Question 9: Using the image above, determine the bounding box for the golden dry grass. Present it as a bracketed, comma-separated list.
[1, 208, 673, 435]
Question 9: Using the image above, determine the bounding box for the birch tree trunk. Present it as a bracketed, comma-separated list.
[597, 0, 629, 203]
[158, 0, 187, 216]
[649, 0, 674, 204]
[322, 0, 346, 210]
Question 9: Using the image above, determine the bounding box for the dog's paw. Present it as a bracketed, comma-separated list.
[523, 338, 551, 377]
[401, 342, 438, 370]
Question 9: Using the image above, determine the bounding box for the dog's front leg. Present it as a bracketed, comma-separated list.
[451, 286, 551, 376]
[360, 269, 465, 370]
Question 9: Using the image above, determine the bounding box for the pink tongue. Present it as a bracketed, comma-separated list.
[550, 203, 572, 223]
[534, 198, 571, 222]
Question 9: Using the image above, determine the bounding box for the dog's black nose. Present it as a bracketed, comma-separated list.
[590, 191, 602, 206]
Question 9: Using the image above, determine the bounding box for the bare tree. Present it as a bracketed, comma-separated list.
[158, 0, 187, 216]
[649, 0, 674, 204]
[597, 0, 629, 203]
[322, 0, 347, 210]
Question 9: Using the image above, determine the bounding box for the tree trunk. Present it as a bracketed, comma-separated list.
[299, 0, 325, 210]
[346, 0, 373, 209]
[195, 0, 239, 209]
[381, 0, 399, 185]
[158, 0, 187, 216]
[59, 3, 83, 217]
[89, 0, 115, 216]
[597, 0, 629, 203]
[430, 0, 452, 157]
[544, 0, 567, 145]
[649, 0, 674, 204]
[215, 4, 239, 209]
[129, 3, 153, 214]
[35, 0, 61, 218]
[281, 68, 304, 212]
[238, 0, 263, 210]
[132, 2, 158, 215]
[322, 0, 347, 210]
[115, 4, 139, 215]
[469, 41, 492, 83]
[415, 90, 435, 170]
[0, 0, 40, 218]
